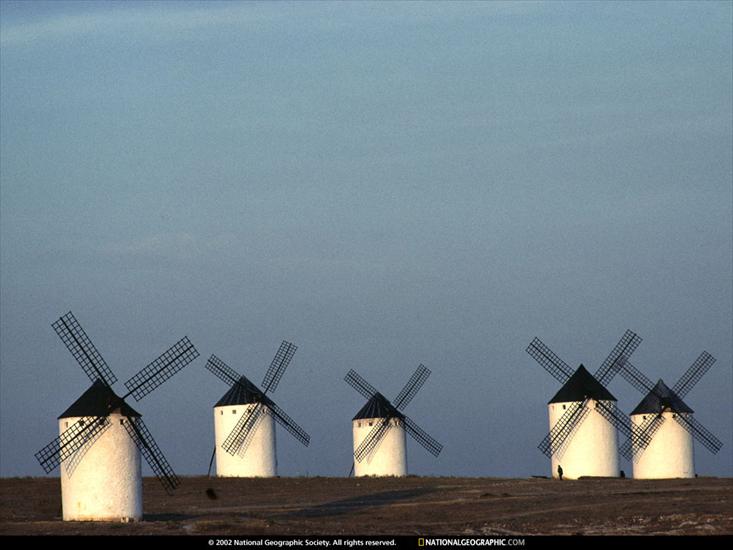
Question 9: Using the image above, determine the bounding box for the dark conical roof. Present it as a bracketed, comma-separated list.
[214, 376, 272, 408]
[353, 392, 404, 421]
[548, 364, 617, 404]
[59, 380, 141, 419]
[631, 379, 694, 415]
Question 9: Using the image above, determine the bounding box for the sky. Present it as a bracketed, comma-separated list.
[0, 1, 731, 479]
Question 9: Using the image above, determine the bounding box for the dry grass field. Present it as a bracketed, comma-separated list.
[1, 476, 732, 536]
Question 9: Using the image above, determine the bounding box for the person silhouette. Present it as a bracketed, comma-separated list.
[557, 464, 564, 480]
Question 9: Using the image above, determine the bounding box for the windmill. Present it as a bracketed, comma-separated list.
[344, 365, 443, 477]
[525, 330, 649, 479]
[34, 311, 199, 522]
[204, 341, 310, 477]
[611, 350, 723, 478]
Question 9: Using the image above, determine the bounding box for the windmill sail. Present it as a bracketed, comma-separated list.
[52, 312, 117, 387]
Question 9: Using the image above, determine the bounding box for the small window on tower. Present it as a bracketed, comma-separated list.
[220, 410, 223, 415]
[120, 419, 125, 425]
[562, 404, 566, 410]
[369, 421, 373, 427]
[643, 416, 647, 420]
[232, 409, 237, 414]
[65, 422, 69, 428]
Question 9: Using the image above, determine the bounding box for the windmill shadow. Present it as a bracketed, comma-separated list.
[143, 512, 197, 522]
[278, 487, 435, 519]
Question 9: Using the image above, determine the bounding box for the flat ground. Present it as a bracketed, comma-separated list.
[1, 476, 732, 535]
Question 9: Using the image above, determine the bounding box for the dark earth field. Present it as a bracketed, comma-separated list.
[1, 476, 732, 535]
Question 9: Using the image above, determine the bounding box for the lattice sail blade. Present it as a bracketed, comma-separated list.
[344, 369, 379, 400]
[672, 352, 716, 399]
[393, 364, 431, 411]
[674, 414, 723, 454]
[222, 403, 264, 455]
[526, 338, 574, 384]
[616, 360, 655, 395]
[353, 417, 392, 462]
[403, 415, 443, 457]
[34, 416, 109, 474]
[52, 312, 117, 387]
[538, 401, 589, 458]
[236, 408, 267, 458]
[618, 436, 633, 461]
[123, 417, 179, 494]
[622, 415, 665, 462]
[269, 400, 310, 447]
[595, 330, 642, 386]
[64, 419, 112, 478]
[595, 401, 651, 448]
[261, 341, 298, 394]
[124, 336, 199, 401]
[205, 355, 242, 387]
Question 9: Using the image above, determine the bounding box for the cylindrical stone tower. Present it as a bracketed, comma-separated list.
[547, 365, 620, 480]
[548, 399, 619, 479]
[351, 393, 407, 477]
[57, 381, 143, 522]
[214, 403, 277, 477]
[213, 381, 277, 477]
[630, 379, 695, 479]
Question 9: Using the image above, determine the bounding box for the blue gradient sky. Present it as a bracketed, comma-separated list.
[1, 1, 731, 478]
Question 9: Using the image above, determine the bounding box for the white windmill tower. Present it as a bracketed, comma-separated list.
[612, 351, 723, 479]
[525, 330, 648, 479]
[35, 312, 199, 521]
[344, 365, 443, 477]
[204, 342, 310, 478]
